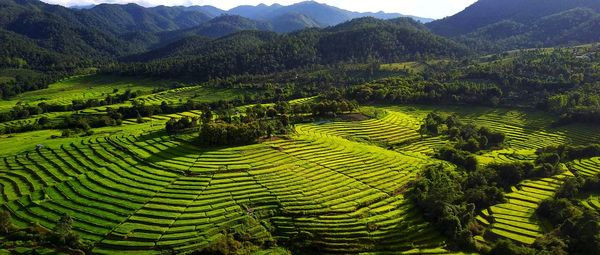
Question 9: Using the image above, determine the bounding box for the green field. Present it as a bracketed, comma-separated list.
[0, 75, 169, 112]
[2, 77, 600, 254]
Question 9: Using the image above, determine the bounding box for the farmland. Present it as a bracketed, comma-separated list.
[0, 75, 600, 255]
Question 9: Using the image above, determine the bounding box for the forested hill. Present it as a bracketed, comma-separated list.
[0, 0, 435, 71]
[111, 17, 469, 79]
[427, 0, 600, 50]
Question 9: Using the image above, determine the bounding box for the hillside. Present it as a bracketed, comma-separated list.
[427, 0, 600, 49]
[79, 4, 213, 34]
[160, 15, 273, 40]
[115, 17, 469, 79]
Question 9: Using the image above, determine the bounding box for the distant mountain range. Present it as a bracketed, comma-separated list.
[0, 0, 446, 75]
[70, 1, 434, 27]
[3, 0, 600, 83]
[118, 17, 467, 79]
[224, 2, 434, 25]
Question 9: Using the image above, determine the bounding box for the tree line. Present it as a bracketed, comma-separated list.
[165, 99, 358, 146]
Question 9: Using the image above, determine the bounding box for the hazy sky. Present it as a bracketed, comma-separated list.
[41, 0, 478, 19]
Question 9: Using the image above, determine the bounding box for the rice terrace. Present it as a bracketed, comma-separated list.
[2, 0, 600, 254]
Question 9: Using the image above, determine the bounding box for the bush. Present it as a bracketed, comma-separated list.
[437, 146, 478, 171]
[488, 239, 536, 255]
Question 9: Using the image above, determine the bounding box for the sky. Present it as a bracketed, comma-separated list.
[40, 0, 478, 19]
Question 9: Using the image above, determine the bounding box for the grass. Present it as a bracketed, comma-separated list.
[135, 85, 245, 105]
[380, 61, 426, 73]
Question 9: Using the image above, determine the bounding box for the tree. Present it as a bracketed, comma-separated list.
[0, 210, 15, 234]
[52, 214, 80, 247]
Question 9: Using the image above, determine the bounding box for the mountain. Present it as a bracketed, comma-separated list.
[0, 0, 141, 59]
[227, 1, 434, 25]
[0, 0, 451, 88]
[125, 31, 278, 62]
[79, 4, 213, 34]
[183, 5, 225, 17]
[158, 15, 273, 43]
[115, 17, 468, 79]
[427, 0, 600, 49]
[428, 0, 600, 36]
[270, 13, 321, 33]
[228, 3, 282, 19]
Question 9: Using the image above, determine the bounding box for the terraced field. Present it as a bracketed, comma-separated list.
[581, 195, 600, 212]
[0, 133, 456, 254]
[135, 86, 244, 105]
[570, 157, 600, 177]
[385, 106, 600, 150]
[2, 101, 600, 254]
[296, 111, 421, 146]
[293, 106, 600, 248]
[477, 170, 573, 245]
[0, 75, 166, 112]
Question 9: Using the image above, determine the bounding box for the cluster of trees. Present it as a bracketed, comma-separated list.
[409, 164, 480, 249]
[0, 211, 91, 253]
[0, 73, 65, 99]
[420, 112, 505, 152]
[340, 48, 600, 125]
[191, 215, 285, 255]
[410, 155, 566, 251]
[161, 98, 357, 145]
[533, 174, 600, 254]
[195, 102, 291, 146]
[198, 120, 287, 146]
[165, 117, 200, 133]
[411, 118, 577, 251]
[291, 99, 359, 118]
[347, 78, 504, 107]
[0, 103, 44, 123]
[537, 144, 600, 164]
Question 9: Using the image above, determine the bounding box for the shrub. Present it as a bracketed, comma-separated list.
[488, 239, 536, 255]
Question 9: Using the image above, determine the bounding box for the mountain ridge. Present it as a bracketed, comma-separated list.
[65, 1, 435, 24]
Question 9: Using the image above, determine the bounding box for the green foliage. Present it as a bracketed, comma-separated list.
[110, 18, 468, 79]
[536, 198, 600, 254]
[165, 117, 199, 133]
[196, 216, 280, 255]
[537, 144, 600, 163]
[437, 146, 478, 172]
[0, 210, 15, 235]
[410, 165, 477, 249]
[0, 212, 90, 253]
[488, 239, 536, 255]
[420, 112, 505, 152]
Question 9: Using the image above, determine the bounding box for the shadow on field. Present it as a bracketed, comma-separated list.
[132, 131, 209, 165]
